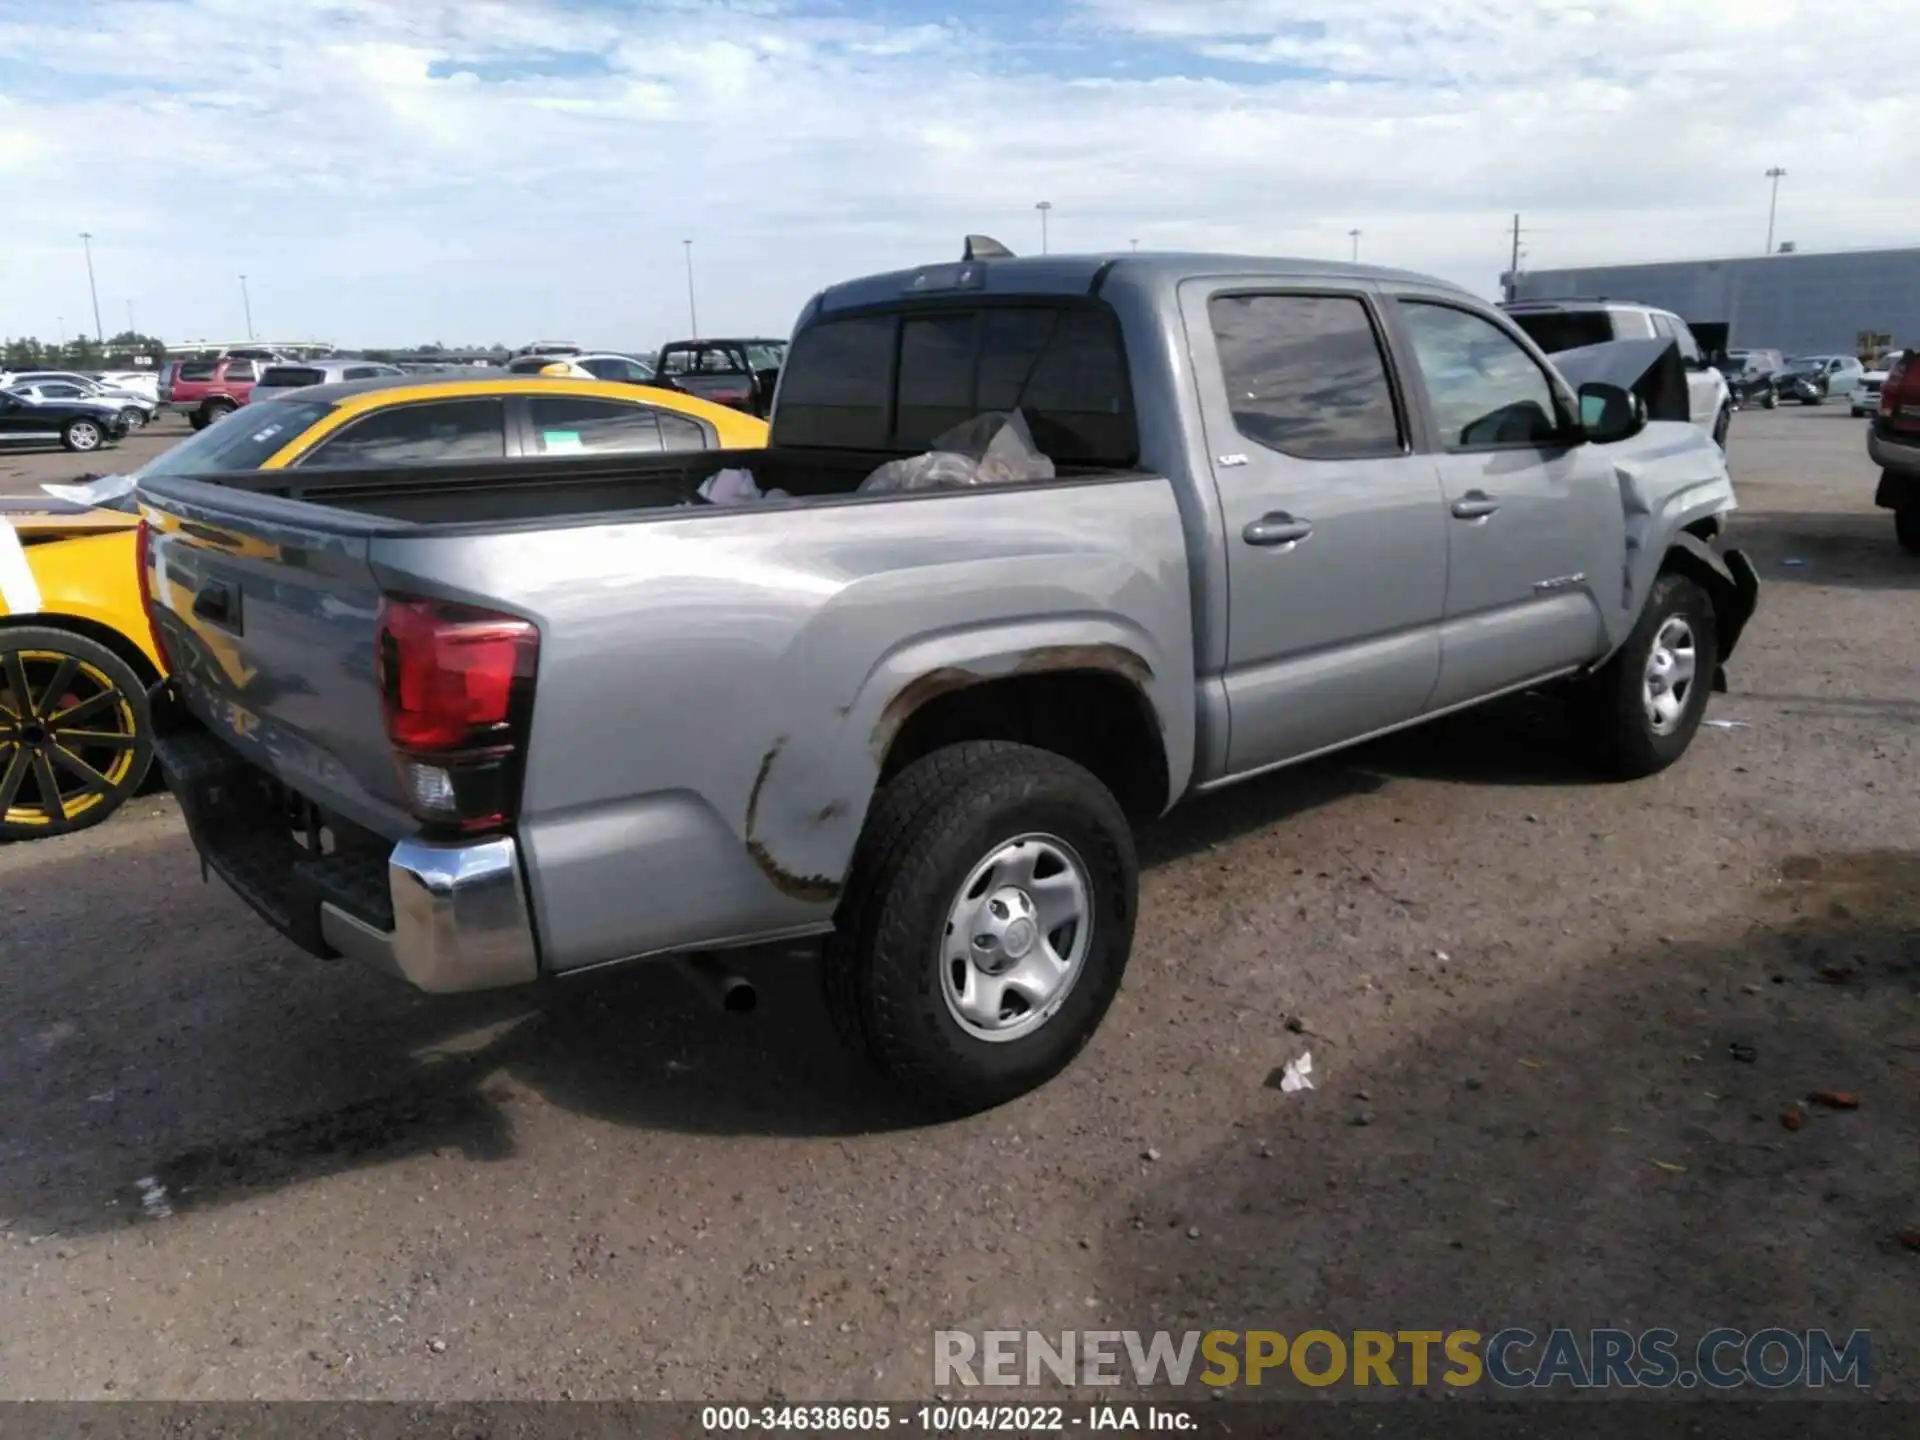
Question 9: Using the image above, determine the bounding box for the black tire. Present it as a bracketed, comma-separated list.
[0, 626, 153, 842]
[199, 398, 236, 426]
[1571, 572, 1719, 781]
[1801, 394, 1822, 406]
[119, 407, 146, 430]
[1761, 392, 1778, 410]
[188, 411, 210, 431]
[60, 417, 105, 453]
[822, 741, 1138, 1115]
[1896, 505, 1920, 556]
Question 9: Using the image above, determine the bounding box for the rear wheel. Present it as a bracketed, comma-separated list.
[199, 398, 236, 426]
[119, 406, 146, 430]
[60, 418, 103, 453]
[1896, 505, 1920, 556]
[1761, 391, 1778, 410]
[823, 741, 1138, 1115]
[0, 627, 152, 842]
[188, 410, 210, 431]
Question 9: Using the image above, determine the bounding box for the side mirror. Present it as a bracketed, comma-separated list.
[1577, 381, 1646, 445]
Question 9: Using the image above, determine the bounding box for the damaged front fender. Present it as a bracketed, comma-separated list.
[1661, 531, 1760, 690]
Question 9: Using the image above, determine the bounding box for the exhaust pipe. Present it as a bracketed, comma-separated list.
[673, 954, 757, 1014]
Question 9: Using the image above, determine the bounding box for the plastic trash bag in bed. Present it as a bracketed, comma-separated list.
[858, 410, 1057, 494]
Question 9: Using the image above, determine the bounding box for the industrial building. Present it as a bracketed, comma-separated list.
[1509, 245, 1920, 359]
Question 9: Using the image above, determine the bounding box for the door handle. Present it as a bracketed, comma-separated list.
[1451, 491, 1500, 520]
[1242, 512, 1314, 547]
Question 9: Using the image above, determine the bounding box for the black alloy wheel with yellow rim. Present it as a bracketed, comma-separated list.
[0, 626, 154, 842]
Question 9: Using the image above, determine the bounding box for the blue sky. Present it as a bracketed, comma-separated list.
[0, 0, 1909, 349]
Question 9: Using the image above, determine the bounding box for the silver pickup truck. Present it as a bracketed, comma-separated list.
[137, 248, 1759, 1113]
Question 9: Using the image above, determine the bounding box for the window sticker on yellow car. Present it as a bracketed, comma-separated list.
[542, 430, 584, 453]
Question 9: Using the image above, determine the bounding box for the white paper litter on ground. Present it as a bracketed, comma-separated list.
[135, 1176, 173, 1220]
[1279, 1051, 1314, 1093]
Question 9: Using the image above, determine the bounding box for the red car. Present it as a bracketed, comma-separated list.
[158, 355, 264, 429]
[1870, 351, 1920, 554]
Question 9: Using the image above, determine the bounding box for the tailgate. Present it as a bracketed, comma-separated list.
[140, 477, 411, 837]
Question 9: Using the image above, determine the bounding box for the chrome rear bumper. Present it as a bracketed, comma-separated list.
[319, 836, 540, 994]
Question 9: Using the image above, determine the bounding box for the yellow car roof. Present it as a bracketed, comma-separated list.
[288, 370, 762, 435]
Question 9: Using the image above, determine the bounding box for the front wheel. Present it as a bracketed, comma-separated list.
[60, 418, 103, 452]
[119, 407, 147, 430]
[1571, 572, 1719, 781]
[1761, 391, 1778, 410]
[823, 741, 1138, 1115]
[0, 626, 153, 841]
[1896, 505, 1920, 556]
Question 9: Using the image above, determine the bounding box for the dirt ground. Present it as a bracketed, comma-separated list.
[0, 405, 1913, 1403]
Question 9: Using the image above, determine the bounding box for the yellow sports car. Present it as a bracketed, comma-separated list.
[0, 372, 768, 841]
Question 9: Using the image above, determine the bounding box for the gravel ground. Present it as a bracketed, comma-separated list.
[0, 405, 1913, 1402]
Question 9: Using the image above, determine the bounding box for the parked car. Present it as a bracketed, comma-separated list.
[1870, 351, 1920, 553]
[0, 386, 133, 454]
[1502, 299, 1732, 447]
[247, 358, 408, 402]
[1717, 350, 1785, 410]
[653, 337, 787, 417]
[6, 380, 155, 430]
[0, 372, 766, 841]
[94, 370, 162, 402]
[1, 370, 156, 414]
[137, 247, 1758, 1114]
[504, 352, 657, 383]
[159, 355, 268, 429]
[1774, 355, 1865, 405]
[1850, 351, 1904, 418]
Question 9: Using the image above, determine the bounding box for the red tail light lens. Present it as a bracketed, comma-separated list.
[376, 597, 539, 833]
[135, 518, 175, 671]
[1884, 356, 1912, 418]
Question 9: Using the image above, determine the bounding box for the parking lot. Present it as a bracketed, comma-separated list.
[0, 405, 1913, 1400]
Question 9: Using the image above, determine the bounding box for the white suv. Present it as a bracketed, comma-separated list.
[1502, 300, 1734, 449]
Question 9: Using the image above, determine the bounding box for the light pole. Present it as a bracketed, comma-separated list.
[1130, 238, 1139, 252]
[682, 240, 698, 338]
[126, 300, 136, 335]
[1349, 228, 1362, 262]
[1764, 167, 1787, 255]
[79, 232, 104, 343]
[1036, 201, 1052, 255]
[239, 274, 255, 340]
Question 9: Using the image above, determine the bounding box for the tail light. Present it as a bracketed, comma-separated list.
[1883, 355, 1914, 418]
[134, 518, 175, 671]
[376, 596, 539, 835]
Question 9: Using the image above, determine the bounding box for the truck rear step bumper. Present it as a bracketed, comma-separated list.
[150, 702, 539, 994]
[319, 836, 539, 993]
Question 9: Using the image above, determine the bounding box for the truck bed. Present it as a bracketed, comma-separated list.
[177, 445, 1130, 530]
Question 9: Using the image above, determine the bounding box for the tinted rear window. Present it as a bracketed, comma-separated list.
[1505, 311, 1614, 353]
[774, 303, 1136, 465]
[179, 362, 217, 381]
[259, 367, 326, 388]
[139, 399, 335, 476]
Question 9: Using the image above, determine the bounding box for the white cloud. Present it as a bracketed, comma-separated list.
[0, 0, 1912, 348]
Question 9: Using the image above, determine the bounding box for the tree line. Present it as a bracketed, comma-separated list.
[4, 333, 170, 368]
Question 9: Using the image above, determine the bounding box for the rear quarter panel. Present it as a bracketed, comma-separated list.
[369, 477, 1196, 972]
[2, 527, 163, 673]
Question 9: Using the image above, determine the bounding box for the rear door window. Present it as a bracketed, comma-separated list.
[657, 413, 709, 451]
[179, 362, 216, 382]
[297, 399, 507, 468]
[1208, 293, 1404, 460]
[525, 396, 664, 455]
[1504, 311, 1613, 353]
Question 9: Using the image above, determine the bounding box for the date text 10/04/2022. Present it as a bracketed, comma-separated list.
[701, 1405, 1193, 1431]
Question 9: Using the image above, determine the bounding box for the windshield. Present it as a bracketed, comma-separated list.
[1505, 311, 1613, 354]
[1782, 357, 1822, 373]
[139, 398, 335, 478]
